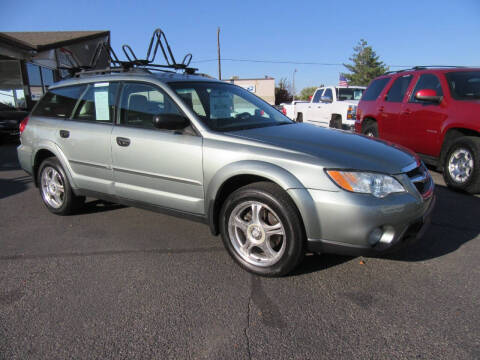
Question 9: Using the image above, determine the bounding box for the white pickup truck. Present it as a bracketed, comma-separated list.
[292, 86, 366, 130]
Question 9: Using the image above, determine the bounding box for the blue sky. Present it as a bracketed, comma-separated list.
[2, 0, 479, 91]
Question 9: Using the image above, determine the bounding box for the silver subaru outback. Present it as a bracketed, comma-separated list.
[17, 71, 434, 276]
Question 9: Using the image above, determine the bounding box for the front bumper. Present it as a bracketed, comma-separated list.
[288, 187, 435, 257]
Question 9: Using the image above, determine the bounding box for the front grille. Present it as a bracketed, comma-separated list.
[406, 164, 433, 198]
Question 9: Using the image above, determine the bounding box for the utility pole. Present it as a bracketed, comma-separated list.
[292, 69, 297, 101]
[217, 27, 221, 80]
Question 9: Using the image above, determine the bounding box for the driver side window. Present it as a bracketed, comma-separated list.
[118, 82, 182, 129]
[409, 74, 443, 103]
[322, 88, 333, 101]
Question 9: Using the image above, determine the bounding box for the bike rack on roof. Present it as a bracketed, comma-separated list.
[70, 28, 198, 77]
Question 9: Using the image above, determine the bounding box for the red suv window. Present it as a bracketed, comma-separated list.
[361, 77, 390, 101]
[409, 74, 443, 103]
[385, 75, 413, 102]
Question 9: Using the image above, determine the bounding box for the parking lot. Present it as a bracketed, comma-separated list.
[0, 141, 479, 359]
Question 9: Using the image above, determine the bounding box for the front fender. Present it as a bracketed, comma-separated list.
[205, 160, 316, 235]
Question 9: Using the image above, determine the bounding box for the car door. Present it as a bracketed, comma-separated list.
[305, 89, 324, 125]
[56, 82, 118, 194]
[378, 74, 413, 145]
[401, 73, 448, 156]
[111, 82, 204, 214]
[319, 87, 334, 125]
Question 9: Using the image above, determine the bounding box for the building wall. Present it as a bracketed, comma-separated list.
[226, 78, 275, 105]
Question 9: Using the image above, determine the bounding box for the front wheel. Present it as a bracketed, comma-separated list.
[38, 157, 85, 215]
[443, 136, 480, 194]
[363, 122, 378, 137]
[219, 182, 304, 276]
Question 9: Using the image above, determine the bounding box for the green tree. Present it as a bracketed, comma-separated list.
[275, 78, 293, 104]
[298, 86, 323, 101]
[342, 39, 389, 86]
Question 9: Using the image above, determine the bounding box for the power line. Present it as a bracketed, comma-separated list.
[191, 57, 415, 68]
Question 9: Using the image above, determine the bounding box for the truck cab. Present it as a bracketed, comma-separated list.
[295, 86, 365, 130]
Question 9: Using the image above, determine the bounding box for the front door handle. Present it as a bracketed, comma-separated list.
[116, 137, 131, 147]
[59, 130, 70, 138]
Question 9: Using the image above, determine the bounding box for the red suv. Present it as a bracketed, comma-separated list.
[355, 67, 480, 194]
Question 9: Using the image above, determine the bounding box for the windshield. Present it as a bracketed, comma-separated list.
[336, 88, 365, 101]
[168, 82, 293, 131]
[445, 71, 480, 100]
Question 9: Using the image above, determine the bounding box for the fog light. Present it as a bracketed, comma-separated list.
[368, 226, 396, 246]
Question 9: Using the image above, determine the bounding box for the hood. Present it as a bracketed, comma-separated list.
[340, 100, 359, 106]
[229, 123, 417, 174]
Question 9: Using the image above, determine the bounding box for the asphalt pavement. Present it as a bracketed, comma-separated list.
[0, 142, 479, 359]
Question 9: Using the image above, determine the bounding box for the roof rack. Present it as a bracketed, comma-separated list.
[384, 65, 467, 75]
[68, 28, 198, 77]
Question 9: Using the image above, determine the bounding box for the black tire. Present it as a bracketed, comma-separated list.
[442, 136, 480, 194]
[219, 182, 305, 277]
[363, 121, 378, 137]
[329, 115, 342, 129]
[296, 112, 303, 123]
[37, 157, 85, 215]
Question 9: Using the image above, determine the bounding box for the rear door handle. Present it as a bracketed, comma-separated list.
[116, 137, 131, 147]
[378, 106, 384, 113]
[59, 130, 70, 138]
[403, 109, 412, 115]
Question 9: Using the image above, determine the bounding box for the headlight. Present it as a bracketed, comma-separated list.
[326, 170, 405, 198]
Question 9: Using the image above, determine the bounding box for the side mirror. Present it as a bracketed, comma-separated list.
[153, 113, 190, 130]
[414, 89, 442, 103]
[321, 95, 333, 103]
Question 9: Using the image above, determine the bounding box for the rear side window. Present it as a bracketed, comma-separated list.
[32, 85, 85, 118]
[361, 78, 390, 101]
[409, 74, 443, 103]
[385, 75, 413, 102]
[72, 82, 119, 122]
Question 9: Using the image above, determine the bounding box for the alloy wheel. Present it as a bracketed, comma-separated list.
[228, 201, 286, 267]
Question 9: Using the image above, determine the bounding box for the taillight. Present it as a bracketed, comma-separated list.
[282, 107, 287, 115]
[356, 108, 362, 121]
[19, 116, 29, 134]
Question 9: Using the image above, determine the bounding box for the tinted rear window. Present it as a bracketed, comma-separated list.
[361, 78, 390, 101]
[385, 75, 413, 103]
[32, 85, 86, 118]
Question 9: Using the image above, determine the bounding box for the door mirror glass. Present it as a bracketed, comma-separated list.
[414, 89, 442, 103]
[153, 113, 189, 130]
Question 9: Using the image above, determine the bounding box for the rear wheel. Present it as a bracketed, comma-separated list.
[296, 112, 303, 123]
[443, 136, 480, 193]
[219, 182, 304, 276]
[329, 115, 342, 129]
[363, 121, 378, 137]
[38, 157, 85, 215]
